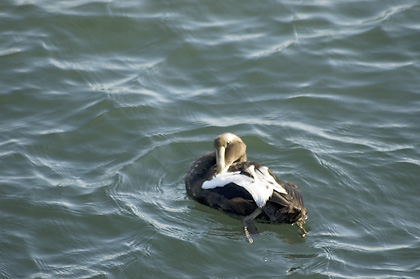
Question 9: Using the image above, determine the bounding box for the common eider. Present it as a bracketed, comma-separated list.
[185, 133, 307, 242]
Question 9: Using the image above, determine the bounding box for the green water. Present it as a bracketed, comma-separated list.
[1, 0, 420, 278]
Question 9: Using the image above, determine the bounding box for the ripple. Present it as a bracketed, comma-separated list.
[2, 0, 420, 278]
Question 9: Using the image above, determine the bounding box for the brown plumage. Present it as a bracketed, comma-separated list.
[185, 133, 307, 241]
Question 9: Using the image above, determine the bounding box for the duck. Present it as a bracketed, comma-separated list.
[185, 133, 307, 242]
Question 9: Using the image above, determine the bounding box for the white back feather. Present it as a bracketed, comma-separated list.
[202, 165, 287, 208]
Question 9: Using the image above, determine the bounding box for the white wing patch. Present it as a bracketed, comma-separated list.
[255, 166, 287, 195]
[202, 165, 287, 208]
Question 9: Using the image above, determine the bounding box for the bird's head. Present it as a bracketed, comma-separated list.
[214, 133, 247, 174]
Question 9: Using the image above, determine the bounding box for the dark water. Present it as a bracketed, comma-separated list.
[1, 0, 420, 278]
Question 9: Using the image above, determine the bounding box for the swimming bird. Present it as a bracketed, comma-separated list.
[185, 133, 307, 242]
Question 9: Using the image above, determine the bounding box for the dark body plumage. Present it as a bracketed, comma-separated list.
[185, 153, 306, 223]
[185, 133, 307, 240]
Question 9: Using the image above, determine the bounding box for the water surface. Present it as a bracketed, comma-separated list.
[1, 0, 420, 278]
